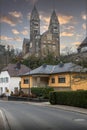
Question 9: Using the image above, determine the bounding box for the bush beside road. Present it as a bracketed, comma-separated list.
[49, 90, 87, 108]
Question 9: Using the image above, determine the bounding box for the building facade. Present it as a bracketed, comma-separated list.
[23, 6, 60, 58]
[20, 63, 87, 93]
[0, 63, 30, 96]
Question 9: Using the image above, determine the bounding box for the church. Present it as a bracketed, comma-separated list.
[22, 6, 60, 58]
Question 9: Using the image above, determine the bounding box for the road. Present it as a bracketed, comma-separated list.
[0, 100, 87, 130]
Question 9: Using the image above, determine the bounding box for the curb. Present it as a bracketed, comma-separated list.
[24, 102, 87, 115]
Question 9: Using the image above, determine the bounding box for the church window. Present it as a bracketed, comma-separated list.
[34, 30, 38, 34]
[43, 45, 46, 48]
[53, 29, 58, 33]
[36, 42, 38, 46]
[43, 41, 46, 43]
[48, 41, 51, 43]
[34, 23, 38, 26]
[30, 42, 32, 48]
[47, 34, 52, 40]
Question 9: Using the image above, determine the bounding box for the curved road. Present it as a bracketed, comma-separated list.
[0, 100, 87, 130]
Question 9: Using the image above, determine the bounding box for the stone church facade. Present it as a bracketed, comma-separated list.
[22, 6, 60, 58]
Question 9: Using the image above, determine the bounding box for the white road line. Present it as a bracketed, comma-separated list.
[74, 118, 86, 122]
[0, 109, 5, 129]
[0, 108, 10, 130]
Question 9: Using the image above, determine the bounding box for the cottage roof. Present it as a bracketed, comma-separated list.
[2, 63, 30, 77]
[22, 62, 87, 76]
[53, 62, 87, 73]
[24, 64, 53, 76]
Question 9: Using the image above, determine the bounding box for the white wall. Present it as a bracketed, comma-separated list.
[9, 77, 21, 93]
[0, 71, 10, 95]
[0, 71, 21, 96]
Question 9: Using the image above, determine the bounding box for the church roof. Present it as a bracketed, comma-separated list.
[41, 30, 51, 38]
[23, 38, 30, 45]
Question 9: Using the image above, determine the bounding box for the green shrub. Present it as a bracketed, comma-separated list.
[31, 87, 54, 99]
[49, 90, 87, 108]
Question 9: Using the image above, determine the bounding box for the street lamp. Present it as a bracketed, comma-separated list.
[28, 76, 30, 97]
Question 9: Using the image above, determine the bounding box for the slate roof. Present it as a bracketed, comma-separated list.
[22, 62, 87, 76]
[24, 64, 53, 76]
[2, 63, 30, 77]
[52, 62, 87, 73]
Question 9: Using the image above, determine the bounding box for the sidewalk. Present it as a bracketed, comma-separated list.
[26, 101, 87, 115]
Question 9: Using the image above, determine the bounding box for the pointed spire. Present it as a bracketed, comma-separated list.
[30, 5, 39, 20]
[50, 10, 59, 24]
[49, 10, 59, 34]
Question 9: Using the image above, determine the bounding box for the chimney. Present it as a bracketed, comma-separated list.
[16, 61, 21, 69]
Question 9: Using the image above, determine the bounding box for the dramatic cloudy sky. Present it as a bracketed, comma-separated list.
[0, 0, 86, 53]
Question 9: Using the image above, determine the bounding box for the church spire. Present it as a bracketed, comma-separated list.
[30, 5, 40, 41]
[30, 5, 39, 20]
[48, 10, 59, 34]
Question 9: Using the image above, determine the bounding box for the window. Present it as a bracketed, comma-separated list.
[51, 78, 55, 83]
[1, 78, 3, 83]
[5, 77, 9, 83]
[58, 77, 66, 83]
[0, 77, 9, 83]
[24, 79, 29, 84]
[0, 78, 1, 83]
[47, 34, 52, 40]
[30, 42, 32, 48]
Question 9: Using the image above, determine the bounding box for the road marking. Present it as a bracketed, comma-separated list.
[0, 108, 11, 130]
[0, 109, 6, 129]
[74, 118, 86, 122]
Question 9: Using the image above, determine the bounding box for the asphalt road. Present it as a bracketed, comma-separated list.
[0, 100, 87, 130]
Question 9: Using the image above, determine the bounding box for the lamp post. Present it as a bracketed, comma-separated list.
[28, 76, 30, 97]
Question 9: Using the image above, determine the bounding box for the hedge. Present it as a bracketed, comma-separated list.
[49, 90, 87, 108]
[31, 87, 54, 99]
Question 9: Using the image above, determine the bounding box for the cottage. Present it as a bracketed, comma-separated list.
[0, 63, 30, 96]
[20, 62, 87, 93]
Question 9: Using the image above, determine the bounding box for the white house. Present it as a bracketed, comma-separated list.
[0, 63, 30, 96]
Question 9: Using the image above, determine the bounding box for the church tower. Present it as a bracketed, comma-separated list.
[48, 10, 60, 56]
[49, 10, 59, 34]
[30, 5, 40, 55]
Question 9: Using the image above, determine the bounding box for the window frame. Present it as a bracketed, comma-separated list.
[23, 79, 29, 84]
[58, 77, 66, 83]
[51, 77, 55, 83]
